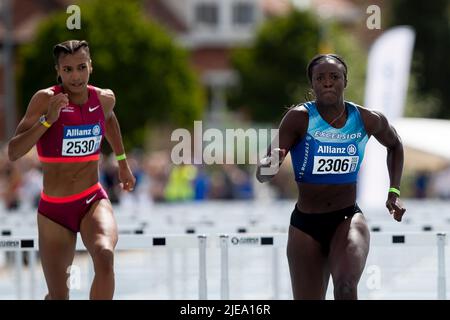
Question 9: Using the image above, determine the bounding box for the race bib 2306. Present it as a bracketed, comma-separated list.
[312, 156, 359, 174]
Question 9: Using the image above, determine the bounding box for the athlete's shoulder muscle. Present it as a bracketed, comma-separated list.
[94, 87, 115, 117]
[277, 104, 309, 150]
[14, 89, 52, 135]
[280, 105, 308, 131]
[27, 89, 53, 115]
[357, 106, 388, 136]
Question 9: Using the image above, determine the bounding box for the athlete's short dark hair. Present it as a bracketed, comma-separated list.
[306, 54, 348, 84]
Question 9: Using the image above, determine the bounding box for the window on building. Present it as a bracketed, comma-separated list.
[195, 3, 218, 26]
[232, 2, 255, 25]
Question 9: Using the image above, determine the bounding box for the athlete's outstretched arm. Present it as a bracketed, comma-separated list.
[8, 90, 68, 161]
[362, 109, 406, 221]
[256, 107, 307, 183]
[100, 89, 136, 192]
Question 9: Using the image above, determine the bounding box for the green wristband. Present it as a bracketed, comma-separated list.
[116, 153, 127, 161]
[389, 187, 400, 196]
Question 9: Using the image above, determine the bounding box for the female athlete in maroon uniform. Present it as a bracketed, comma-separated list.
[8, 40, 136, 299]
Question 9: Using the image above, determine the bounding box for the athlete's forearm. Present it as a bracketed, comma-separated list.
[386, 140, 404, 189]
[8, 121, 48, 161]
[104, 112, 126, 157]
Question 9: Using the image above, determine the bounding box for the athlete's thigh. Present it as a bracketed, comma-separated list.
[79, 199, 118, 254]
[287, 225, 330, 299]
[328, 213, 370, 282]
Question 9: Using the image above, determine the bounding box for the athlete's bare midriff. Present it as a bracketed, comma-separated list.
[41, 161, 99, 196]
[296, 182, 357, 213]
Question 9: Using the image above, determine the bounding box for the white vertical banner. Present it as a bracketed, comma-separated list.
[358, 26, 415, 209]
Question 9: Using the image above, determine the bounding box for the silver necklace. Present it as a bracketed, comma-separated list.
[328, 106, 346, 126]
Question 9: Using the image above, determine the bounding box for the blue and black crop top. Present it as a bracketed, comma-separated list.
[289, 101, 369, 184]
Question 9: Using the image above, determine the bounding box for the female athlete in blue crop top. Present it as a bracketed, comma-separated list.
[256, 54, 406, 300]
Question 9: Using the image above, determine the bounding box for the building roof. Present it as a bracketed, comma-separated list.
[144, 0, 188, 33]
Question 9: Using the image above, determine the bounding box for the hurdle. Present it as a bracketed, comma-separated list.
[0, 234, 208, 300]
[218, 232, 448, 300]
[0, 231, 448, 299]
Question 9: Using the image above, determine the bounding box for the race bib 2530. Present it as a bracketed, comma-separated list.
[62, 124, 102, 156]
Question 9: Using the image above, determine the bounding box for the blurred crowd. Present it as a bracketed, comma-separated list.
[2, 144, 449, 213]
[0, 145, 294, 212]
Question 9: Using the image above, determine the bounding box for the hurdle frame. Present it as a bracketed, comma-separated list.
[0, 231, 447, 300]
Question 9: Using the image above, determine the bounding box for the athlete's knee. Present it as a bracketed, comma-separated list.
[91, 246, 114, 274]
[344, 242, 362, 256]
[334, 278, 358, 300]
[352, 219, 370, 239]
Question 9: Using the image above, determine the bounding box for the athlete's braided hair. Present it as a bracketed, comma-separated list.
[53, 40, 90, 83]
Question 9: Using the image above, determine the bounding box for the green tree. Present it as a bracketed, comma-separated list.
[229, 10, 319, 123]
[17, 0, 204, 149]
[328, 24, 367, 106]
[229, 10, 367, 123]
[389, 0, 450, 119]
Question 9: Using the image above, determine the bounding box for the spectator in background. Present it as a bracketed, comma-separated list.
[143, 151, 171, 202]
[193, 166, 210, 201]
[0, 156, 22, 211]
[414, 171, 429, 198]
[164, 163, 197, 201]
[100, 154, 121, 205]
[17, 149, 43, 210]
[222, 164, 254, 200]
[208, 169, 232, 200]
[432, 168, 450, 199]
